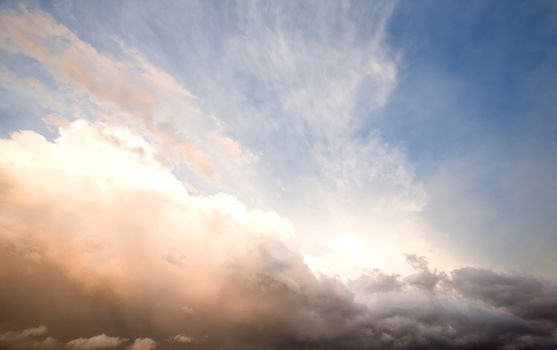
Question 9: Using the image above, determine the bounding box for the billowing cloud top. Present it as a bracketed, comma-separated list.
[1, 1, 557, 350]
[1, 119, 557, 350]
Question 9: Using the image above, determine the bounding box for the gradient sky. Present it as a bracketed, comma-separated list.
[1, 1, 557, 349]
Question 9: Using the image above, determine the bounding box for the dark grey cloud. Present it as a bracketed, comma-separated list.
[348, 270, 402, 293]
[451, 268, 557, 324]
[403, 254, 446, 290]
[2, 244, 557, 350]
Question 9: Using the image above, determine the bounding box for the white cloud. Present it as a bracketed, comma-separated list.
[168, 334, 193, 344]
[128, 338, 156, 350]
[66, 334, 128, 349]
[0, 120, 298, 299]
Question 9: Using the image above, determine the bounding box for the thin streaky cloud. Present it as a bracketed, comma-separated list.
[1, 1, 556, 349]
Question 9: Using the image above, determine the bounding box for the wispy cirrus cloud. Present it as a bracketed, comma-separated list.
[2, 2, 556, 349]
[195, 1, 429, 273]
[0, 7, 255, 181]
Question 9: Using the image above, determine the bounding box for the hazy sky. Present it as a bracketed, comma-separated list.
[1, 1, 557, 349]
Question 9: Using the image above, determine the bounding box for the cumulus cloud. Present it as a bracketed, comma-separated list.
[0, 326, 60, 349]
[403, 254, 446, 290]
[1, 122, 557, 349]
[451, 268, 557, 323]
[66, 334, 128, 349]
[168, 334, 193, 344]
[1, 3, 556, 350]
[348, 269, 402, 294]
[128, 338, 156, 350]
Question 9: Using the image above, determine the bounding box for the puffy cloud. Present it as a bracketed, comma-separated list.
[403, 254, 446, 290]
[168, 334, 193, 344]
[66, 334, 128, 349]
[0, 326, 60, 349]
[3, 325, 48, 338]
[348, 270, 402, 294]
[451, 268, 557, 323]
[128, 338, 156, 350]
[1, 122, 557, 349]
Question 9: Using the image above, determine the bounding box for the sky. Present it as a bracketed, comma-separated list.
[0, 1, 556, 349]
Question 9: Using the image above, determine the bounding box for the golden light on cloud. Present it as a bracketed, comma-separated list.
[1, 3, 557, 349]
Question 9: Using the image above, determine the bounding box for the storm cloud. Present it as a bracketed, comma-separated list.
[1, 122, 556, 349]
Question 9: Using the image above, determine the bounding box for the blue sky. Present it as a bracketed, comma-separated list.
[382, 0, 557, 271]
[2, 1, 557, 349]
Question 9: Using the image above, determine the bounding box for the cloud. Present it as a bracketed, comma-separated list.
[66, 334, 128, 349]
[1, 3, 557, 350]
[1, 122, 557, 349]
[128, 338, 156, 350]
[348, 270, 402, 294]
[402, 254, 446, 290]
[220, 1, 421, 204]
[168, 334, 193, 344]
[451, 268, 557, 323]
[159, 1, 426, 264]
[0, 326, 60, 349]
[0, 8, 256, 180]
[0, 4, 433, 277]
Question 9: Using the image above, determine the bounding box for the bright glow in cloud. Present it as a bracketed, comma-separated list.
[1, 2, 557, 349]
[1, 121, 556, 349]
[0, 121, 298, 296]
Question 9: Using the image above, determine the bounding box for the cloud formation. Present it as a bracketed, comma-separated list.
[1, 122, 556, 349]
[127, 338, 156, 350]
[66, 335, 128, 350]
[0, 4, 432, 276]
[221, 0, 424, 215]
[0, 326, 60, 349]
[0, 7, 256, 180]
[451, 268, 557, 323]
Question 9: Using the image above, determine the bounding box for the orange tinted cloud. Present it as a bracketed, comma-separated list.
[0, 9, 255, 181]
[1, 122, 557, 349]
